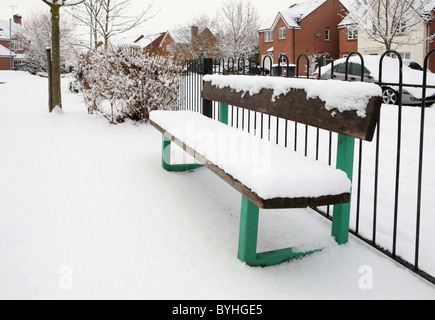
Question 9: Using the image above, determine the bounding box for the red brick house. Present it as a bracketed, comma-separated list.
[258, 0, 346, 70]
[337, 15, 358, 58]
[112, 27, 218, 59]
[0, 15, 27, 70]
[160, 27, 219, 59]
[111, 32, 166, 52]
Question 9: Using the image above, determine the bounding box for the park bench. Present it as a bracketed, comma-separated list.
[150, 74, 382, 267]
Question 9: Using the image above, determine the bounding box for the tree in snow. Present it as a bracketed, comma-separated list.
[66, 0, 103, 49]
[42, 0, 85, 112]
[344, 0, 434, 52]
[217, 0, 260, 61]
[23, 10, 75, 75]
[67, 0, 156, 49]
[174, 14, 220, 59]
[75, 46, 183, 123]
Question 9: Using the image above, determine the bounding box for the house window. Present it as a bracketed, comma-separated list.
[325, 29, 330, 41]
[10, 41, 23, 51]
[166, 44, 173, 52]
[279, 54, 288, 64]
[392, 52, 411, 60]
[278, 27, 286, 40]
[264, 31, 273, 42]
[398, 22, 407, 35]
[13, 59, 24, 68]
[347, 27, 358, 40]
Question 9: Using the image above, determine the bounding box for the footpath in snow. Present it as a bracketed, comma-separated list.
[0, 71, 434, 300]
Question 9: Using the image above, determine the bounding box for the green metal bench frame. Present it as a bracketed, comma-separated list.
[157, 106, 358, 266]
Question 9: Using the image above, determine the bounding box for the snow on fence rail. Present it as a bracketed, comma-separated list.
[178, 51, 435, 285]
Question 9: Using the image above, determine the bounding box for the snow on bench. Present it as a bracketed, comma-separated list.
[202, 75, 382, 141]
[150, 74, 382, 267]
[150, 110, 351, 209]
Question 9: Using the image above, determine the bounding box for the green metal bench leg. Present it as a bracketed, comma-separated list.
[238, 196, 260, 264]
[161, 135, 203, 172]
[219, 103, 228, 125]
[332, 134, 355, 245]
[238, 195, 319, 267]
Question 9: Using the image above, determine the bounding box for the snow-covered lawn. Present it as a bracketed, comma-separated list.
[1, 71, 434, 300]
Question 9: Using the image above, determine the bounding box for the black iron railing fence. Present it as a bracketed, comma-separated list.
[178, 51, 435, 286]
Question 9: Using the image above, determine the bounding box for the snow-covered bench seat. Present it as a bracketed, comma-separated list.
[150, 75, 382, 267]
[150, 111, 352, 209]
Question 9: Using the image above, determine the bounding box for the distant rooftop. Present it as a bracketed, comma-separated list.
[0, 19, 23, 40]
[259, 0, 328, 31]
[0, 44, 16, 57]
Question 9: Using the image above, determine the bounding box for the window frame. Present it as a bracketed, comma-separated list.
[397, 22, 407, 35]
[264, 30, 274, 43]
[10, 40, 24, 51]
[278, 27, 286, 40]
[347, 27, 358, 40]
[325, 28, 330, 41]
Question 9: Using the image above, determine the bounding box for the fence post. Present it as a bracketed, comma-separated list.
[332, 134, 355, 244]
[46, 48, 54, 113]
[202, 58, 213, 118]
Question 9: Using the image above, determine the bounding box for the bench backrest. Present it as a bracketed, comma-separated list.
[201, 75, 382, 142]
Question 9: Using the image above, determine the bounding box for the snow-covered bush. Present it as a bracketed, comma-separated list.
[75, 46, 183, 123]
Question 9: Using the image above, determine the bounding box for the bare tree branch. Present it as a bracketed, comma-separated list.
[66, 0, 156, 49]
[345, 0, 435, 51]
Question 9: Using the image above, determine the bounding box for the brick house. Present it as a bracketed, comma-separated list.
[111, 33, 166, 52]
[337, 15, 358, 58]
[160, 26, 219, 59]
[0, 14, 28, 70]
[111, 27, 218, 59]
[258, 0, 346, 71]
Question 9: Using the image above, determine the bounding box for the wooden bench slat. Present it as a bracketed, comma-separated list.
[201, 78, 382, 142]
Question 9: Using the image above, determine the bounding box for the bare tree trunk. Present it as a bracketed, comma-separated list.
[50, 4, 62, 111]
[43, 0, 85, 112]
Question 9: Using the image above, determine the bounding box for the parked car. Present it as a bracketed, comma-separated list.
[402, 59, 423, 71]
[319, 55, 435, 106]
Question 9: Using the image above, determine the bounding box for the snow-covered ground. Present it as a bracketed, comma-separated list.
[1, 71, 434, 300]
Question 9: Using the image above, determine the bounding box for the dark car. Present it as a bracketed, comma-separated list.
[320, 56, 435, 106]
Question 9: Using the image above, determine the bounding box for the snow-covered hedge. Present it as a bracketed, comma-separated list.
[74, 46, 183, 123]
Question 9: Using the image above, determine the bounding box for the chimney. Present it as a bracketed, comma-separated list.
[13, 14, 22, 25]
[191, 26, 199, 42]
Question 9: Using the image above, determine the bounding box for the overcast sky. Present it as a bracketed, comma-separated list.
[0, 0, 299, 38]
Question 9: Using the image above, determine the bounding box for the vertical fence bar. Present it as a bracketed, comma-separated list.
[415, 49, 435, 269]
[355, 140, 363, 233]
[372, 118, 380, 244]
[46, 48, 54, 113]
[380, 51, 403, 257]
[202, 58, 213, 118]
[187, 60, 191, 111]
